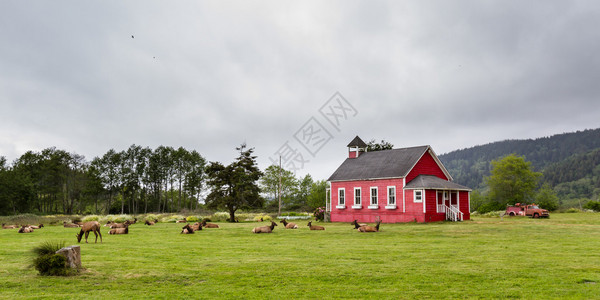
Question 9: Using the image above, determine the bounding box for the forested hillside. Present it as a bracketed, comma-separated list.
[439, 128, 600, 201]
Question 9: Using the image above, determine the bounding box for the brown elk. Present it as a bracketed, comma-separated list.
[144, 220, 155, 226]
[201, 220, 219, 228]
[2, 224, 19, 229]
[190, 222, 203, 231]
[63, 221, 80, 228]
[280, 219, 298, 229]
[351, 220, 367, 229]
[357, 220, 381, 232]
[124, 218, 137, 225]
[18, 226, 34, 233]
[28, 224, 44, 229]
[252, 221, 277, 233]
[307, 221, 325, 230]
[110, 222, 127, 229]
[181, 224, 194, 234]
[176, 219, 187, 223]
[76, 221, 102, 243]
[109, 225, 129, 235]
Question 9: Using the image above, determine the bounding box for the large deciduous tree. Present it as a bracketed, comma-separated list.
[260, 165, 298, 213]
[486, 154, 541, 210]
[205, 144, 263, 222]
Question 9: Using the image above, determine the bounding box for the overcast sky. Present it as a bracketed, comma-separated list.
[1, 1, 600, 180]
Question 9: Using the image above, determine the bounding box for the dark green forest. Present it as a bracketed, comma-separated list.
[439, 128, 600, 206]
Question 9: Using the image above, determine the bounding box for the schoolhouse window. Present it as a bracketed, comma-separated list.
[388, 186, 396, 205]
[370, 187, 378, 205]
[354, 188, 361, 205]
[414, 190, 423, 203]
[338, 188, 345, 205]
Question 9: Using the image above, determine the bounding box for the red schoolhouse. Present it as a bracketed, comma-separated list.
[326, 136, 471, 223]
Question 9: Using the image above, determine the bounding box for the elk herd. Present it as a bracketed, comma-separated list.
[4, 216, 384, 241]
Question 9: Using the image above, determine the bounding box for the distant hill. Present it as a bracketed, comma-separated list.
[439, 128, 600, 201]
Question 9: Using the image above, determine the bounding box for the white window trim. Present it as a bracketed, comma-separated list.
[414, 189, 423, 203]
[336, 188, 346, 209]
[402, 178, 406, 213]
[368, 187, 378, 209]
[352, 187, 362, 209]
[386, 186, 397, 209]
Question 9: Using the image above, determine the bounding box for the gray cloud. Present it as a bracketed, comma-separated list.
[1, 1, 600, 180]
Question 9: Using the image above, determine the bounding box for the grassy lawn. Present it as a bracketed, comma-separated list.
[1, 213, 599, 299]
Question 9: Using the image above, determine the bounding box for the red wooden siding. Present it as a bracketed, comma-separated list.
[459, 190, 471, 220]
[406, 150, 448, 183]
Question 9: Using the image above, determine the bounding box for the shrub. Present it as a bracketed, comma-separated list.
[584, 201, 600, 212]
[313, 207, 326, 221]
[186, 216, 200, 222]
[31, 241, 72, 276]
[144, 214, 160, 222]
[164, 215, 185, 223]
[211, 212, 230, 222]
[565, 208, 581, 213]
[82, 215, 100, 222]
[34, 254, 69, 276]
[253, 214, 272, 222]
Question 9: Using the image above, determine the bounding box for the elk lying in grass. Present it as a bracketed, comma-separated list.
[110, 222, 127, 229]
[109, 225, 129, 235]
[144, 220, 155, 226]
[357, 220, 381, 232]
[307, 221, 325, 230]
[18, 226, 34, 233]
[190, 222, 203, 231]
[124, 218, 137, 225]
[201, 220, 219, 228]
[76, 221, 102, 243]
[28, 224, 44, 229]
[63, 221, 81, 228]
[2, 224, 19, 229]
[280, 219, 298, 229]
[181, 224, 194, 234]
[176, 219, 187, 223]
[351, 220, 367, 229]
[252, 221, 277, 233]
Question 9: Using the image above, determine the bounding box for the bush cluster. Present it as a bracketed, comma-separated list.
[584, 201, 600, 212]
[313, 207, 325, 221]
[31, 241, 74, 276]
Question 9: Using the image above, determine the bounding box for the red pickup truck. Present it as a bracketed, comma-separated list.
[505, 203, 550, 218]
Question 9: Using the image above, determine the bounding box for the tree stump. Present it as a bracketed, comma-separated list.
[55, 246, 81, 269]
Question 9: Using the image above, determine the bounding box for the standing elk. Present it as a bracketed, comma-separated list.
[280, 219, 298, 229]
[76, 221, 102, 243]
[307, 221, 325, 230]
[252, 221, 277, 233]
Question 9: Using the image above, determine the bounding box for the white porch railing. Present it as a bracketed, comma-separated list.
[442, 205, 463, 222]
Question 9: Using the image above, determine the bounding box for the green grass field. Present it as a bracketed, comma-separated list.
[1, 214, 599, 299]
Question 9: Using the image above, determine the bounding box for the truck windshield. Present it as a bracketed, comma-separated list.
[531, 205, 539, 209]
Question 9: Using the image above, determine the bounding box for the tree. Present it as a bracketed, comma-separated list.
[259, 165, 297, 213]
[486, 154, 541, 210]
[535, 183, 559, 211]
[205, 144, 263, 222]
[366, 139, 394, 152]
[306, 179, 327, 209]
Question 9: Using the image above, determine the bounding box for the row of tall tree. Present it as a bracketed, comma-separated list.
[1, 143, 328, 217]
[0, 145, 206, 215]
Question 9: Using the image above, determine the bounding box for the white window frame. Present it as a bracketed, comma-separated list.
[336, 188, 346, 209]
[386, 186, 397, 209]
[414, 189, 423, 203]
[352, 187, 362, 209]
[368, 187, 378, 209]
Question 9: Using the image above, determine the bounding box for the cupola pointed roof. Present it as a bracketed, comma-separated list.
[347, 136, 367, 148]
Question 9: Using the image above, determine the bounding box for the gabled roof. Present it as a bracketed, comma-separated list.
[347, 136, 368, 148]
[404, 175, 471, 191]
[327, 145, 429, 181]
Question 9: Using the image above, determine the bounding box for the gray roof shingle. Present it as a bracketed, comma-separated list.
[405, 175, 471, 191]
[327, 146, 429, 181]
